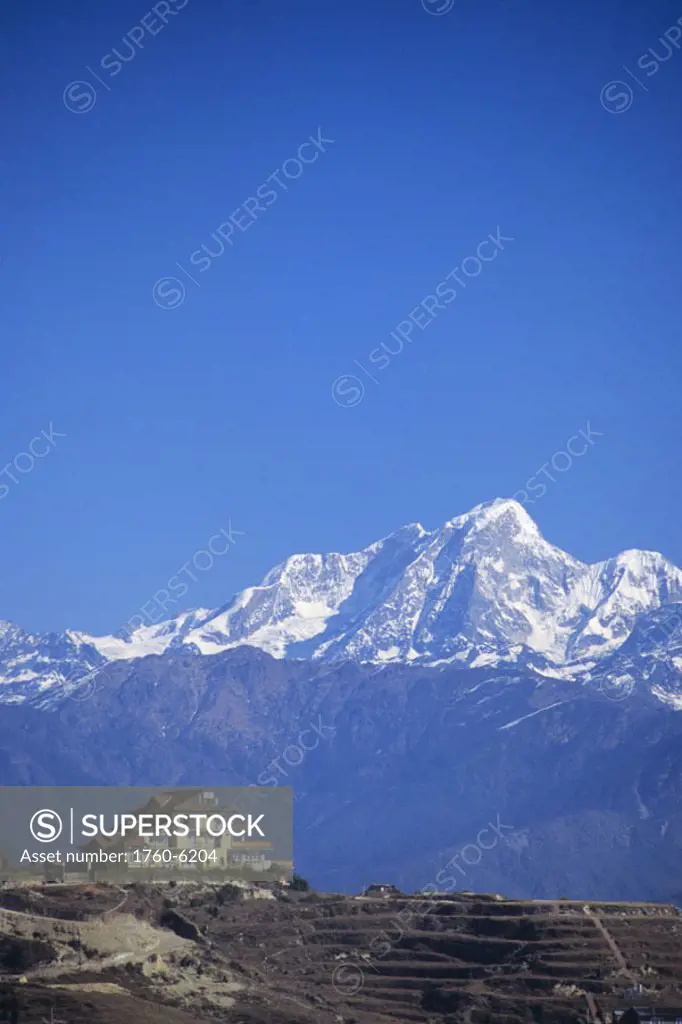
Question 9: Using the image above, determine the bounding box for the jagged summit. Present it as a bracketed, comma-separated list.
[1, 499, 682, 702]
[449, 496, 539, 528]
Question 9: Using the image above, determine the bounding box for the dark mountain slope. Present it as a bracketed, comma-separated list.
[0, 647, 680, 901]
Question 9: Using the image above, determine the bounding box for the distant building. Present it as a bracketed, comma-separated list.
[79, 789, 237, 878]
[362, 883, 402, 897]
[70, 789, 291, 883]
[228, 838, 272, 871]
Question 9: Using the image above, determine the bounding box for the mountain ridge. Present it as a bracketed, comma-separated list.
[0, 645, 680, 900]
[2, 498, 682, 705]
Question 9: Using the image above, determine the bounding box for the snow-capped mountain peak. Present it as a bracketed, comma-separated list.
[448, 496, 540, 534]
[2, 499, 682, 703]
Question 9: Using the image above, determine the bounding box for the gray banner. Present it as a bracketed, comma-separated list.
[0, 786, 293, 883]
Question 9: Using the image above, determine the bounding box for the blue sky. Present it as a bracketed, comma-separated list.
[1, 0, 681, 635]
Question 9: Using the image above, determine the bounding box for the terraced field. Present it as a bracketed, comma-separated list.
[0, 884, 681, 1022]
[203, 891, 682, 1022]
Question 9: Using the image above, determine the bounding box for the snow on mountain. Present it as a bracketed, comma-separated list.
[2, 498, 682, 702]
[76, 608, 214, 662]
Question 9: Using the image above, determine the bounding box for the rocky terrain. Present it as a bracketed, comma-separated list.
[0, 881, 681, 1023]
